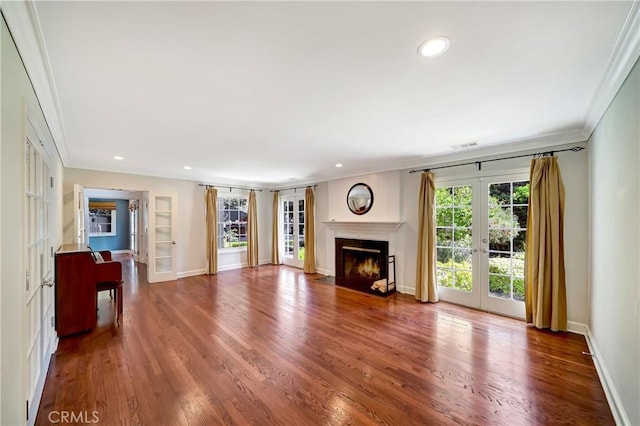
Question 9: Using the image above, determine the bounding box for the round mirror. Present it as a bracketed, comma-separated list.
[347, 183, 374, 215]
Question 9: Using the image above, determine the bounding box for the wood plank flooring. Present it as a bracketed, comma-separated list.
[36, 255, 613, 425]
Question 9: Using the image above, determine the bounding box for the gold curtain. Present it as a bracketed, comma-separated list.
[415, 172, 438, 303]
[205, 188, 218, 275]
[271, 191, 281, 264]
[247, 190, 259, 267]
[525, 157, 567, 331]
[303, 187, 316, 274]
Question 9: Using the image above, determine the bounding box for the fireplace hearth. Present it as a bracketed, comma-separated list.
[335, 238, 394, 296]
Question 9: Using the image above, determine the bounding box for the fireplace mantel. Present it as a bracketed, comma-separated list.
[320, 221, 404, 232]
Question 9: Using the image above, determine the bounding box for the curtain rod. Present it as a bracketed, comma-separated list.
[408, 146, 585, 174]
[198, 184, 263, 192]
[270, 184, 318, 193]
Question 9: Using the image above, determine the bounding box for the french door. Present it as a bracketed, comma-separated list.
[435, 173, 528, 319]
[282, 195, 305, 268]
[25, 119, 55, 423]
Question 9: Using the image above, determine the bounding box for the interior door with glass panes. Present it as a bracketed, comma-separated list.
[25, 121, 56, 422]
[148, 194, 177, 283]
[435, 173, 528, 319]
[282, 195, 305, 268]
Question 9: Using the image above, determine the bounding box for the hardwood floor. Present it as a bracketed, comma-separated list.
[36, 256, 613, 425]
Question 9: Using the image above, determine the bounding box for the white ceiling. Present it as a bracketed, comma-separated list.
[30, 1, 635, 186]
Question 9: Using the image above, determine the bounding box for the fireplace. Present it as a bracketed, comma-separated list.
[335, 238, 393, 295]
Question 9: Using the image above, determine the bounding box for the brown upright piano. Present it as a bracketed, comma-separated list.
[55, 244, 122, 336]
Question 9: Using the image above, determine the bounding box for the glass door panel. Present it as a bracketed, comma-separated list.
[480, 176, 528, 318]
[435, 181, 480, 308]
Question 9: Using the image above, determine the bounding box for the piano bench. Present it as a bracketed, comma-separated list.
[96, 280, 124, 326]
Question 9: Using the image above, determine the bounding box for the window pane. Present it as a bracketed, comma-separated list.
[453, 228, 472, 248]
[489, 229, 511, 252]
[453, 206, 472, 227]
[489, 183, 510, 205]
[513, 206, 528, 228]
[453, 186, 472, 206]
[513, 181, 529, 204]
[437, 269, 453, 288]
[436, 227, 452, 247]
[513, 278, 525, 301]
[489, 274, 512, 299]
[453, 248, 472, 264]
[489, 253, 511, 276]
[437, 247, 452, 263]
[513, 230, 526, 253]
[453, 269, 472, 292]
[436, 208, 453, 226]
[436, 188, 453, 207]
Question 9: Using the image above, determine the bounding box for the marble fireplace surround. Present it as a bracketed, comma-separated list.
[320, 221, 404, 287]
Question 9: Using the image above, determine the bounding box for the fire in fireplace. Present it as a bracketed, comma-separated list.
[335, 238, 390, 295]
[343, 247, 381, 283]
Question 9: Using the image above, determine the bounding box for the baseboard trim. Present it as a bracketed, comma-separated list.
[316, 267, 331, 276]
[396, 285, 412, 295]
[110, 249, 131, 254]
[218, 262, 247, 272]
[177, 268, 206, 279]
[567, 321, 587, 335]
[585, 326, 631, 426]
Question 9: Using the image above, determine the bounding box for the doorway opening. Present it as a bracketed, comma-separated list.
[80, 188, 149, 265]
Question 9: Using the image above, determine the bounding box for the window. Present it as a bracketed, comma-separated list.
[88, 207, 117, 236]
[217, 196, 248, 249]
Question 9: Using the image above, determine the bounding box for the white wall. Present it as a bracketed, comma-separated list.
[588, 59, 639, 426]
[1, 18, 64, 424]
[315, 143, 590, 327]
[327, 171, 401, 222]
[63, 168, 272, 276]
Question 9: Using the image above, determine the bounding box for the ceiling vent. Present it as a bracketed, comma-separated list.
[450, 141, 479, 150]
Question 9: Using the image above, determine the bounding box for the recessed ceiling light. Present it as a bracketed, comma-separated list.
[113, 156, 124, 160]
[184, 166, 192, 170]
[335, 163, 343, 168]
[418, 36, 450, 57]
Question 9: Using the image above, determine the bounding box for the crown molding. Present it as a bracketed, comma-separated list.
[583, 1, 640, 137]
[1, 1, 69, 164]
